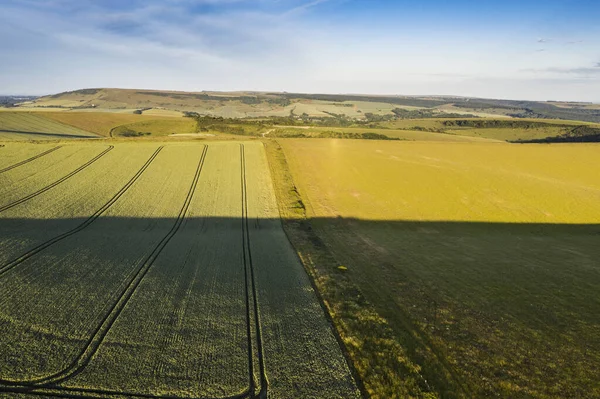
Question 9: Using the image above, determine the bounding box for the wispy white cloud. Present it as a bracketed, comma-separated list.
[520, 63, 600, 82]
[282, 0, 334, 16]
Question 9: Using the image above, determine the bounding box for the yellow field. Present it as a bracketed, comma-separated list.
[280, 139, 600, 223]
[275, 138, 600, 398]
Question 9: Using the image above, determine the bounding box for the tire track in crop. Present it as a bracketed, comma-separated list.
[59, 145, 264, 399]
[0, 145, 208, 388]
[0, 144, 268, 399]
[0, 146, 63, 174]
[0, 145, 113, 213]
[240, 144, 268, 399]
[0, 146, 164, 277]
[0, 385, 251, 399]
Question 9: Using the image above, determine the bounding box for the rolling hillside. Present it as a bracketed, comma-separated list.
[19, 88, 600, 123]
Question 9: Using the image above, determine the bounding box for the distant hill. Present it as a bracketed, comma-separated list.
[0, 95, 38, 107]
[18, 88, 600, 124]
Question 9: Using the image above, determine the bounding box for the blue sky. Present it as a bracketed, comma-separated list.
[1, 0, 599, 101]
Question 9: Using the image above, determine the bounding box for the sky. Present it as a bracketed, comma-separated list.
[0, 0, 599, 101]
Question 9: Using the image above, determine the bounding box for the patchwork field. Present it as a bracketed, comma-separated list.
[0, 141, 359, 399]
[275, 139, 600, 398]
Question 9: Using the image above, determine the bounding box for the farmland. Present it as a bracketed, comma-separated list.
[0, 113, 99, 140]
[40, 112, 193, 137]
[8, 88, 600, 144]
[273, 138, 600, 398]
[110, 117, 198, 137]
[0, 140, 360, 399]
[16, 88, 600, 124]
[2, 106, 600, 399]
[267, 126, 500, 142]
[0, 111, 199, 139]
[3, 0, 600, 395]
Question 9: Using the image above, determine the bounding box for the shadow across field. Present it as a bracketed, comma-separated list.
[0, 215, 359, 399]
[282, 216, 600, 399]
[1, 216, 599, 398]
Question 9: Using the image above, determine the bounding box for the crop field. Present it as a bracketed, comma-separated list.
[40, 112, 189, 137]
[0, 140, 359, 399]
[0, 113, 99, 140]
[275, 138, 600, 398]
[0, 143, 63, 173]
[381, 118, 600, 142]
[141, 109, 185, 117]
[111, 118, 198, 137]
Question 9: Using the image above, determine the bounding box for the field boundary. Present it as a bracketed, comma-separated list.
[0, 146, 63, 174]
[0, 145, 114, 213]
[0, 146, 164, 277]
[262, 139, 474, 398]
[262, 139, 368, 399]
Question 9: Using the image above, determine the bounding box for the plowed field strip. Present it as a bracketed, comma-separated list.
[0, 146, 63, 174]
[0, 146, 164, 277]
[240, 144, 268, 398]
[0, 146, 114, 213]
[0, 146, 208, 387]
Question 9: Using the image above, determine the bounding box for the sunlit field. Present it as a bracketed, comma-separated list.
[276, 138, 600, 398]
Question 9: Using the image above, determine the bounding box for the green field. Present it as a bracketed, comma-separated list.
[0, 113, 99, 140]
[381, 118, 600, 142]
[0, 140, 360, 398]
[41, 112, 192, 137]
[273, 138, 600, 398]
[111, 117, 198, 137]
[270, 126, 500, 142]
